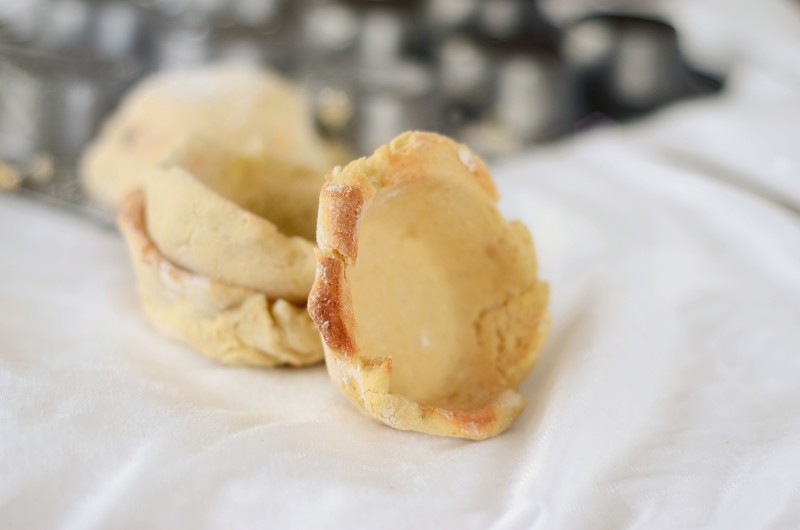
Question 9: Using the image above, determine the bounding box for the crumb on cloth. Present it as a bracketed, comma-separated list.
[0, 160, 21, 192]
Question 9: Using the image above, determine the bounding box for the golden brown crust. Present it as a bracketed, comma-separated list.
[309, 131, 550, 440]
[119, 192, 324, 368]
[317, 183, 365, 263]
[377, 131, 499, 199]
[307, 251, 357, 357]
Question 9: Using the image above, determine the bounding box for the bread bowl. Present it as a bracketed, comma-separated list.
[309, 131, 550, 439]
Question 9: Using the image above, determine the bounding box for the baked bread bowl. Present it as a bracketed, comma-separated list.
[118, 138, 326, 367]
[309, 132, 550, 439]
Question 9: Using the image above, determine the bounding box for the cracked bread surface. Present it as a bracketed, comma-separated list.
[309, 131, 550, 440]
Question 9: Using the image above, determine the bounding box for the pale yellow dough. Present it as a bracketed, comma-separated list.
[119, 192, 323, 367]
[309, 132, 550, 440]
[115, 134, 328, 367]
[82, 64, 344, 209]
[101, 65, 342, 366]
[144, 138, 319, 303]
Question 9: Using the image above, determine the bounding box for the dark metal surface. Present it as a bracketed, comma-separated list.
[0, 0, 723, 218]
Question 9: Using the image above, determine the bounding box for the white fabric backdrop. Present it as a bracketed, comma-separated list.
[3, 2, 800, 528]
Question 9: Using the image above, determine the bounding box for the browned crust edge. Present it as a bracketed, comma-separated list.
[317, 183, 365, 262]
[118, 191, 162, 270]
[307, 251, 358, 357]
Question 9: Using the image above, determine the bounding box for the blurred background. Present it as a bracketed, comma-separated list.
[0, 0, 768, 215]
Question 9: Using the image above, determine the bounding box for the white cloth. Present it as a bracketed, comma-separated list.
[3, 105, 800, 528]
